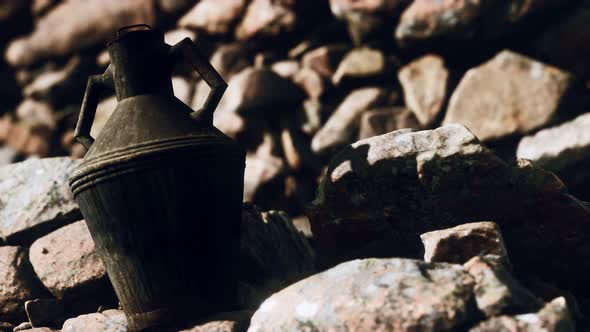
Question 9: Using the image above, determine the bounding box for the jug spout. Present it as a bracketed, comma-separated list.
[108, 25, 174, 101]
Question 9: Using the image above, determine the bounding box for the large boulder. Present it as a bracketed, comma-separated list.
[5, 0, 156, 67]
[248, 258, 476, 332]
[358, 107, 420, 140]
[443, 50, 573, 141]
[308, 124, 590, 293]
[0, 157, 81, 245]
[0, 246, 45, 322]
[29, 221, 115, 306]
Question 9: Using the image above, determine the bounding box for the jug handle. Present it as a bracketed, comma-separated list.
[169, 38, 227, 125]
[74, 65, 114, 149]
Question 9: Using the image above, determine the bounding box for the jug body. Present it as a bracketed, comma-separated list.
[68, 26, 244, 331]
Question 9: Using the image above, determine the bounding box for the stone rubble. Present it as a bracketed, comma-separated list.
[1, 0, 590, 331]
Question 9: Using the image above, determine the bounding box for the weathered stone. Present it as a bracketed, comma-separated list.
[311, 87, 385, 154]
[12, 322, 32, 332]
[156, 0, 198, 16]
[5, 0, 156, 67]
[0, 157, 81, 244]
[395, 0, 565, 46]
[179, 0, 247, 35]
[217, 67, 304, 116]
[0, 146, 17, 166]
[292, 68, 325, 101]
[235, 0, 297, 40]
[443, 50, 573, 141]
[464, 255, 543, 317]
[421, 222, 509, 264]
[358, 107, 420, 140]
[399, 54, 448, 127]
[517, 113, 590, 172]
[330, 0, 410, 44]
[5, 121, 52, 157]
[172, 76, 195, 105]
[0, 246, 45, 322]
[243, 134, 285, 206]
[281, 125, 320, 173]
[249, 258, 475, 332]
[300, 100, 333, 136]
[25, 299, 64, 327]
[332, 47, 386, 85]
[29, 221, 114, 303]
[22, 56, 92, 105]
[271, 60, 300, 78]
[241, 205, 315, 293]
[15, 99, 56, 131]
[61, 310, 127, 332]
[470, 297, 575, 332]
[301, 45, 349, 79]
[395, 0, 485, 45]
[178, 312, 250, 332]
[308, 124, 590, 293]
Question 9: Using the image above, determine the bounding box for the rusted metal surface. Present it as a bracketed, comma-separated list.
[69, 25, 245, 332]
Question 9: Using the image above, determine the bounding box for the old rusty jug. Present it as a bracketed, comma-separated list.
[68, 25, 245, 331]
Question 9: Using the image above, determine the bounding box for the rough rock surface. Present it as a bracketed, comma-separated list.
[0, 246, 45, 322]
[398, 54, 448, 127]
[311, 87, 385, 154]
[470, 297, 575, 332]
[235, 0, 297, 40]
[5, 0, 156, 67]
[179, 0, 247, 35]
[61, 309, 127, 332]
[0, 157, 81, 244]
[301, 45, 349, 79]
[517, 113, 590, 171]
[358, 107, 420, 140]
[332, 47, 385, 85]
[443, 50, 573, 141]
[28, 221, 113, 303]
[308, 124, 590, 293]
[248, 258, 475, 332]
[464, 255, 543, 317]
[421, 222, 509, 264]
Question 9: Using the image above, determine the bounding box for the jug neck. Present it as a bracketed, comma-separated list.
[108, 29, 173, 101]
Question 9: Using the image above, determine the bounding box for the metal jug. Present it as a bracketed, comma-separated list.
[68, 25, 245, 331]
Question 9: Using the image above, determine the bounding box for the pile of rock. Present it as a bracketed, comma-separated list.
[1, 0, 590, 331]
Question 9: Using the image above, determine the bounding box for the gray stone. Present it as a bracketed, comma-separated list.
[29, 221, 113, 302]
[248, 258, 475, 332]
[311, 87, 386, 154]
[332, 47, 386, 85]
[421, 222, 509, 265]
[0, 146, 17, 166]
[358, 107, 420, 140]
[399, 54, 448, 127]
[517, 113, 590, 171]
[443, 50, 573, 141]
[0, 157, 81, 244]
[61, 310, 127, 332]
[0, 246, 45, 322]
[308, 124, 590, 294]
[470, 297, 575, 332]
[464, 255, 543, 317]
